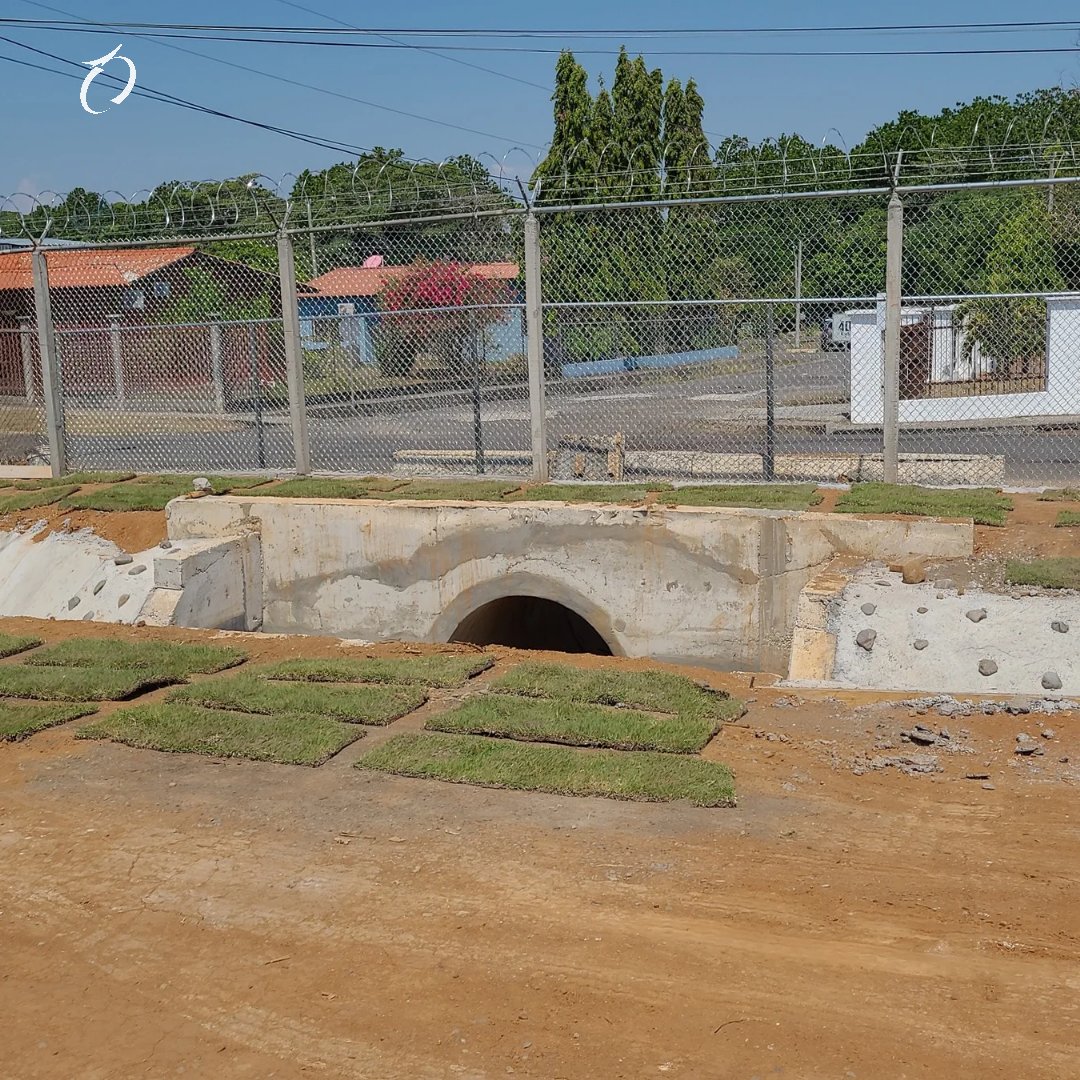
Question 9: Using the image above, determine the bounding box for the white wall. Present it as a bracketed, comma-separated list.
[849, 297, 1080, 424]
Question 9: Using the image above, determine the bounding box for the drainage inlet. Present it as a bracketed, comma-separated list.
[449, 596, 612, 655]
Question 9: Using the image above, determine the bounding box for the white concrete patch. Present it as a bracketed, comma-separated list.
[830, 565, 1079, 695]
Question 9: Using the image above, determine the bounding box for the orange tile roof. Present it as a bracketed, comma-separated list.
[0, 246, 196, 291]
[306, 261, 519, 298]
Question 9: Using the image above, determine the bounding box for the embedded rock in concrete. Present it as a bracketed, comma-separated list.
[1051, 620, 1069, 634]
[978, 659, 998, 677]
[92, 579, 105, 596]
[856, 628, 877, 652]
[917, 606, 928, 614]
[82, 611, 94, 621]
[935, 578, 956, 591]
[117, 594, 129, 607]
[861, 603, 877, 616]
[1042, 672, 1063, 691]
[113, 554, 133, 566]
[128, 564, 146, 576]
[894, 558, 927, 585]
[67, 596, 80, 609]
[966, 609, 987, 623]
[913, 639, 929, 651]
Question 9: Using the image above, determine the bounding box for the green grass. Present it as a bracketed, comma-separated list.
[0, 485, 78, 514]
[1005, 557, 1080, 590]
[664, 484, 822, 511]
[507, 483, 668, 504]
[9, 471, 135, 490]
[489, 662, 743, 723]
[833, 483, 1013, 526]
[426, 694, 719, 753]
[26, 638, 244, 678]
[1055, 510, 1080, 527]
[1038, 488, 1080, 502]
[0, 664, 180, 701]
[258, 654, 494, 688]
[60, 475, 269, 511]
[357, 732, 736, 807]
[244, 476, 406, 499]
[170, 675, 427, 725]
[0, 633, 42, 659]
[0, 702, 96, 741]
[377, 479, 522, 501]
[78, 703, 362, 765]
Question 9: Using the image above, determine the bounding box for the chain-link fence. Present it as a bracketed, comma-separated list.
[3, 177, 1079, 488]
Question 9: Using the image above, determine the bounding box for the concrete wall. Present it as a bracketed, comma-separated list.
[168, 496, 971, 672]
[849, 298, 1080, 424]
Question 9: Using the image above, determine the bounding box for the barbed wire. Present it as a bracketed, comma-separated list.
[5, 123, 1080, 243]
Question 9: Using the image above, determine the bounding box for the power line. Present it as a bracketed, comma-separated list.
[3, 17, 1080, 36]
[273, 0, 551, 93]
[18, 0, 542, 146]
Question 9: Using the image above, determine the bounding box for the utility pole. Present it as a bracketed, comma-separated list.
[794, 238, 803, 349]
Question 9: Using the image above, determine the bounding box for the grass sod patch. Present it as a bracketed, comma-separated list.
[0, 702, 96, 741]
[0, 633, 43, 659]
[489, 662, 744, 723]
[833, 483, 1012, 526]
[26, 638, 244, 678]
[1038, 488, 1080, 502]
[0, 664, 180, 702]
[78, 703, 363, 765]
[170, 675, 427, 725]
[426, 695, 719, 753]
[357, 732, 737, 807]
[1005, 557, 1080, 590]
[258, 654, 494, 689]
[244, 476, 407, 499]
[8, 471, 135, 490]
[664, 484, 822, 511]
[376, 479, 522, 501]
[506, 483, 668, 504]
[60, 474, 270, 511]
[0, 485, 78, 515]
[1055, 511, 1080, 527]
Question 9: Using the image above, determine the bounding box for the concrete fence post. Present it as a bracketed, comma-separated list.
[208, 317, 226, 415]
[17, 315, 37, 404]
[277, 231, 311, 475]
[883, 191, 904, 484]
[109, 314, 126, 410]
[30, 249, 66, 477]
[524, 211, 549, 483]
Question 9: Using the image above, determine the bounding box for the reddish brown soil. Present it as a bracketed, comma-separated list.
[1, 618, 1076, 1079]
[976, 492, 1080, 560]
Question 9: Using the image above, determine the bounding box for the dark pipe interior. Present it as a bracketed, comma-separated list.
[450, 596, 612, 655]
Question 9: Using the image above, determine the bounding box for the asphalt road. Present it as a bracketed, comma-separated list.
[63, 351, 1080, 486]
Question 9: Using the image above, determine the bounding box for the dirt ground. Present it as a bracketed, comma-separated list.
[1, 618, 1077, 1079]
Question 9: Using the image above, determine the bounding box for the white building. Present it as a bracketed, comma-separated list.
[849, 296, 1080, 424]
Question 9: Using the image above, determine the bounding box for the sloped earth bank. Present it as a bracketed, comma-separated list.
[0, 618, 1076, 1078]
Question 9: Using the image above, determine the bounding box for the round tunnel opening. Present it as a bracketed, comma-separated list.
[449, 596, 613, 655]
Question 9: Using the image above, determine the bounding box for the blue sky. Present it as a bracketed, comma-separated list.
[3, 0, 1080, 198]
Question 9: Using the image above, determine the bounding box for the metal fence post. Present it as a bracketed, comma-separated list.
[883, 191, 904, 484]
[17, 316, 37, 404]
[764, 303, 776, 480]
[208, 317, 226, 415]
[30, 249, 66, 477]
[277, 231, 311, 474]
[524, 211, 549, 482]
[109, 314, 126, 409]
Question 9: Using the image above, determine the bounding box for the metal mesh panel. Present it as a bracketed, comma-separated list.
[894, 186, 1080, 487]
[47, 241, 294, 472]
[537, 194, 884, 484]
[0, 321, 47, 465]
[294, 210, 532, 478]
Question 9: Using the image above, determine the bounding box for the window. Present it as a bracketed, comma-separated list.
[152, 279, 171, 299]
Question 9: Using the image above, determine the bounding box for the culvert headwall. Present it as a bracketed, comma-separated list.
[166, 496, 973, 672]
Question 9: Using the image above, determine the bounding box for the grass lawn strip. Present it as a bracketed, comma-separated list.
[0, 486, 78, 514]
[1038, 488, 1080, 502]
[9, 471, 135, 490]
[171, 675, 427, 725]
[489, 662, 743, 722]
[665, 484, 822, 511]
[507, 483, 668, 504]
[1005, 557, 1080, 590]
[0, 702, 96, 741]
[357, 732, 736, 807]
[26, 639, 244, 677]
[259, 654, 494, 688]
[833, 483, 1012, 526]
[1055, 511, 1080, 527]
[376, 479, 522, 501]
[0, 633, 43, 659]
[426, 695, 718, 753]
[245, 476, 406, 499]
[79, 703, 362, 765]
[61, 475, 270, 512]
[0, 664, 179, 701]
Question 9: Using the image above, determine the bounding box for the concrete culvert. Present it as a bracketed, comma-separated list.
[450, 596, 613, 655]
